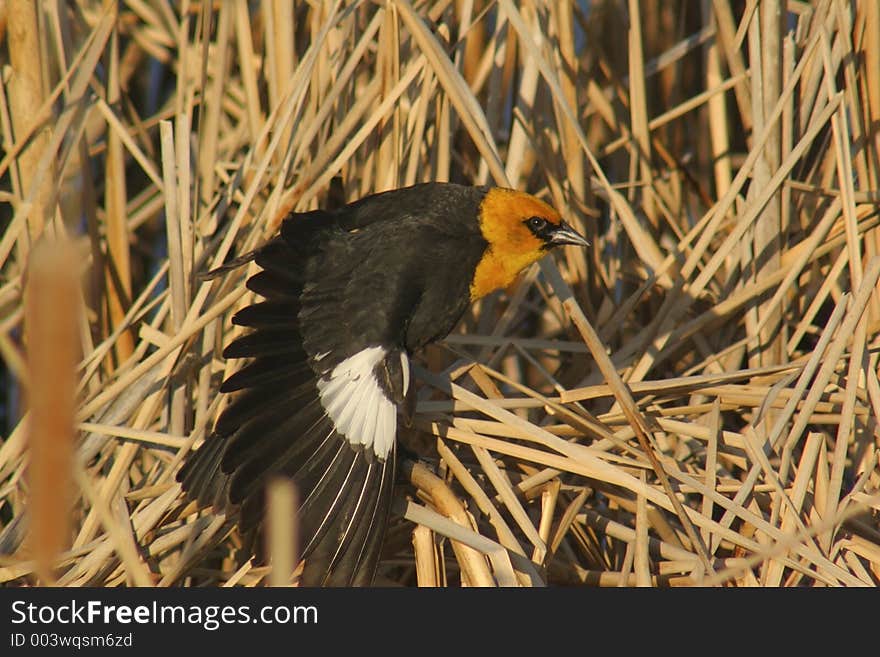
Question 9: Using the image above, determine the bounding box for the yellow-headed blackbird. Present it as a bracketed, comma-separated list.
[178, 182, 587, 586]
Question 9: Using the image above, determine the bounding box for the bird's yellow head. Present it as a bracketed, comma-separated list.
[470, 188, 588, 300]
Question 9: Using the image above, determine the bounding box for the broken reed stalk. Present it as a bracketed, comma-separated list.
[266, 477, 299, 587]
[6, 0, 53, 251]
[412, 525, 439, 587]
[404, 460, 495, 587]
[24, 241, 79, 584]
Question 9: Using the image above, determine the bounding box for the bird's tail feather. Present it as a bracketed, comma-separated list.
[179, 412, 395, 586]
[305, 448, 395, 586]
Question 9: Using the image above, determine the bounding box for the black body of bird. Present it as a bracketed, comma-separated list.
[178, 182, 588, 586]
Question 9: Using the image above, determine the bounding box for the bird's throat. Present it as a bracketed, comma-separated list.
[469, 247, 542, 300]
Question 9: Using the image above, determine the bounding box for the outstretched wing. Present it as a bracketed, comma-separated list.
[179, 213, 416, 586]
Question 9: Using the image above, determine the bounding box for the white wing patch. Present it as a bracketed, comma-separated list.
[316, 346, 396, 460]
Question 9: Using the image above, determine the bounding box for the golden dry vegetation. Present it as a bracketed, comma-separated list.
[1, 0, 879, 587]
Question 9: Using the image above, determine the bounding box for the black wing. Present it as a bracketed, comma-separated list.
[179, 216, 409, 586]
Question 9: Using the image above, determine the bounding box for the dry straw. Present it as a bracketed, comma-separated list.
[0, 1, 878, 588]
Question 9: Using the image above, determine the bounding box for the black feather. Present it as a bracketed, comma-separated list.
[221, 330, 308, 359]
[219, 356, 310, 393]
[232, 301, 300, 328]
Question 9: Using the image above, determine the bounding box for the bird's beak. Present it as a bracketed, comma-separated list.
[549, 221, 590, 248]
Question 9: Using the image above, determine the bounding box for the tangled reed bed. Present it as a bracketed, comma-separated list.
[1, 1, 879, 587]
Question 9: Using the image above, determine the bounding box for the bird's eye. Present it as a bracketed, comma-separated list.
[527, 216, 548, 231]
